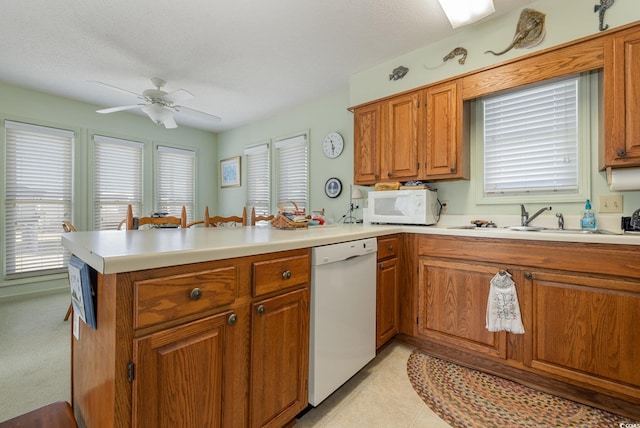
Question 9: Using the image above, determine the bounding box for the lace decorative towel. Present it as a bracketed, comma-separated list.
[486, 271, 525, 334]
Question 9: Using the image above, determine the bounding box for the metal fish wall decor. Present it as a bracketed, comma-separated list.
[389, 66, 409, 81]
[594, 0, 615, 31]
[423, 47, 468, 70]
[485, 8, 546, 56]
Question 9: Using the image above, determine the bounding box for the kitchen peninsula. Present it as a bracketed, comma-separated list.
[62, 224, 640, 425]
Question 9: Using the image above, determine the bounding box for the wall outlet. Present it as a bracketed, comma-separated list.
[599, 195, 623, 213]
[440, 200, 449, 214]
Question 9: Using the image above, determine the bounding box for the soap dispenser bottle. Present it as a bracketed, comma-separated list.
[581, 199, 596, 229]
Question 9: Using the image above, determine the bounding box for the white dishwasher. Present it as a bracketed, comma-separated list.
[309, 237, 377, 406]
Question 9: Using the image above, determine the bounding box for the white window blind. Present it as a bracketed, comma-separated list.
[93, 135, 143, 230]
[4, 120, 74, 277]
[244, 143, 271, 217]
[482, 77, 580, 196]
[157, 146, 196, 221]
[274, 134, 308, 211]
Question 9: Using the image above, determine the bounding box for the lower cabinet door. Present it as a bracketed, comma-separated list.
[249, 288, 309, 428]
[418, 258, 508, 358]
[377, 258, 399, 348]
[133, 310, 236, 428]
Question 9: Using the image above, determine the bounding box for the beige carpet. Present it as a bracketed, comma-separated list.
[407, 350, 639, 428]
[0, 291, 71, 421]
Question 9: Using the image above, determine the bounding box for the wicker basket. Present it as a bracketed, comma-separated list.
[271, 201, 309, 229]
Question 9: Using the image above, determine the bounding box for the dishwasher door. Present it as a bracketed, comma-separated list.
[309, 237, 377, 406]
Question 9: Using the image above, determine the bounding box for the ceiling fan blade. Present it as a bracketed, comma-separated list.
[176, 105, 222, 122]
[96, 104, 143, 114]
[163, 89, 194, 104]
[163, 115, 178, 129]
[89, 80, 143, 99]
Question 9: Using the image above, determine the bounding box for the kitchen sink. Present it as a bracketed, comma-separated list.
[537, 228, 621, 235]
[506, 225, 545, 231]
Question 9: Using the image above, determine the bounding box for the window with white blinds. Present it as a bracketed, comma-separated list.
[244, 143, 270, 217]
[93, 135, 143, 230]
[156, 146, 196, 221]
[4, 120, 74, 277]
[274, 134, 308, 211]
[480, 75, 588, 200]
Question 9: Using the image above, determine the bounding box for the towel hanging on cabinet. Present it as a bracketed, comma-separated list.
[486, 270, 525, 334]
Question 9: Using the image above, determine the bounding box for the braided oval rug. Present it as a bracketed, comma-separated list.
[407, 350, 638, 427]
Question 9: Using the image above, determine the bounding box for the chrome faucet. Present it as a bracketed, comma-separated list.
[520, 204, 552, 226]
[556, 212, 565, 230]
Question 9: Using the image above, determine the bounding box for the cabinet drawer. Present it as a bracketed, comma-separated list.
[377, 236, 399, 261]
[252, 254, 310, 297]
[134, 267, 237, 329]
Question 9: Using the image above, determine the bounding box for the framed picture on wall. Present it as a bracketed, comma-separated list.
[220, 156, 241, 188]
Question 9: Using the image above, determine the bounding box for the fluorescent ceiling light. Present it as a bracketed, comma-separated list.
[438, 0, 495, 29]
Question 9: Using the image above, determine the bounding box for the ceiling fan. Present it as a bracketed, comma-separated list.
[93, 77, 221, 129]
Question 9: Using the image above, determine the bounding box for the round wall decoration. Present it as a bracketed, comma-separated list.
[324, 177, 342, 198]
[322, 132, 344, 159]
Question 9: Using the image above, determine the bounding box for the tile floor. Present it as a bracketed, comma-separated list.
[296, 341, 451, 428]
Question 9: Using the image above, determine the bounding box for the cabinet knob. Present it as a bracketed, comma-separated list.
[374, 174, 380, 179]
[450, 167, 456, 173]
[387, 172, 392, 177]
[524, 272, 532, 280]
[190, 288, 202, 301]
[228, 313, 238, 325]
[379, 263, 385, 270]
[617, 149, 627, 157]
[387, 245, 394, 251]
[257, 305, 266, 315]
[282, 270, 292, 280]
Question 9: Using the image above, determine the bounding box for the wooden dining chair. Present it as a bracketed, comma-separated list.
[203, 206, 247, 227]
[251, 207, 274, 226]
[125, 205, 187, 230]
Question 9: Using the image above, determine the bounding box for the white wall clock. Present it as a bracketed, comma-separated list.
[322, 131, 344, 159]
[324, 177, 342, 198]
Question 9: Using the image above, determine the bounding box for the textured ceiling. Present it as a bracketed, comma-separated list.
[0, 0, 534, 132]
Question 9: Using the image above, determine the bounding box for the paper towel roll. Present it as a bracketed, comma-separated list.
[608, 167, 640, 191]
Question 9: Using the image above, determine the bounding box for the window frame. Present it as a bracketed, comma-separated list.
[474, 73, 593, 205]
[92, 134, 144, 230]
[155, 144, 197, 221]
[273, 131, 309, 213]
[244, 141, 271, 217]
[3, 120, 75, 278]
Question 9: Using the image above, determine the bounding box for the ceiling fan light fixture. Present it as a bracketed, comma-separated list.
[141, 103, 172, 125]
[437, 0, 495, 29]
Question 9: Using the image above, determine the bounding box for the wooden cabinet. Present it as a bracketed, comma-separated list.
[602, 26, 640, 168]
[71, 249, 311, 428]
[383, 92, 421, 181]
[249, 288, 309, 428]
[526, 270, 640, 394]
[376, 235, 399, 348]
[353, 102, 382, 184]
[417, 258, 507, 359]
[352, 81, 466, 185]
[424, 81, 469, 180]
[133, 310, 236, 428]
[406, 234, 640, 417]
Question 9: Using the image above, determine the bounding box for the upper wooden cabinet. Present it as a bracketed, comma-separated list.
[353, 83, 466, 185]
[383, 92, 421, 181]
[424, 81, 469, 180]
[602, 27, 640, 169]
[353, 102, 382, 184]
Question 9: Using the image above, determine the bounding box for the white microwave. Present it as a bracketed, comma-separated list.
[367, 189, 440, 225]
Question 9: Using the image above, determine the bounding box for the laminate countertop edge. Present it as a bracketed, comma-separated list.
[61, 223, 640, 274]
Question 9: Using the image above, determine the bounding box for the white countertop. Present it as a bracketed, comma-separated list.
[62, 220, 640, 275]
